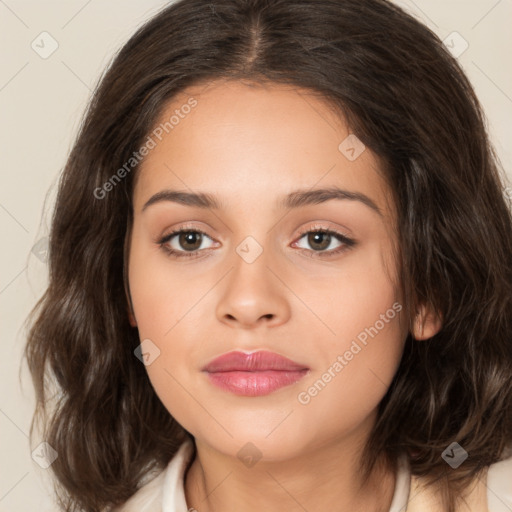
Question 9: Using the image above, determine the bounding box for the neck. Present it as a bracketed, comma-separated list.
[184, 428, 396, 512]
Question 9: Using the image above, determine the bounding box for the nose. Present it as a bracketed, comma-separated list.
[215, 242, 291, 329]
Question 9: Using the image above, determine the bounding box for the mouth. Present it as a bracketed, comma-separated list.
[202, 350, 310, 397]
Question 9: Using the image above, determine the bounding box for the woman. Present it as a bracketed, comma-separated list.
[25, 1, 512, 511]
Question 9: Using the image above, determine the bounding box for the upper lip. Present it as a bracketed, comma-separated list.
[202, 350, 309, 372]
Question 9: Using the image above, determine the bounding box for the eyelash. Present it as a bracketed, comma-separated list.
[157, 224, 356, 260]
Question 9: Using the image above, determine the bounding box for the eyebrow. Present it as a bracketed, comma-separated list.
[141, 186, 383, 217]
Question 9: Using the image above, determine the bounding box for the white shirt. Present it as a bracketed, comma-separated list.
[116, 439, 512, 512]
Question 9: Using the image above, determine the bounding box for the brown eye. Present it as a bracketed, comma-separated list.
[306, 232, 332, 251]
[292, 227, 356, 259]
[176, 231, 203, 251]
[295, 230, 344, 253]
[158, 228, 216, 259]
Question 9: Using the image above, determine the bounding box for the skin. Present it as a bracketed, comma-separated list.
[127, 79, 442, 512]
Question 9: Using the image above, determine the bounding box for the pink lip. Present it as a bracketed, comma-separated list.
[202, 350, 310, 397]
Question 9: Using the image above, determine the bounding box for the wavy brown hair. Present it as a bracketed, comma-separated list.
[24, 0, 512, 510]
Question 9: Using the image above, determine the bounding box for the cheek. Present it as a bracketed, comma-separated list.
[295, 311, 404, 446]
[293, 244, 404, 427]
[339, 264, 400, 348]
[128, 235, 205, 338]
[128, 236, 214, 427]
[302, 238, 402, 354]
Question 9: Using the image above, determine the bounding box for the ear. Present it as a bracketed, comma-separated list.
[128, 307, 137, 327]
[412, 303, 442, 340]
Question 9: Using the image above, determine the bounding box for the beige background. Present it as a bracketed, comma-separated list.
[1, 0, 511, 510]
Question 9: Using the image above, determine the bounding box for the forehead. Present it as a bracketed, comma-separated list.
[133, 79, 394, 220]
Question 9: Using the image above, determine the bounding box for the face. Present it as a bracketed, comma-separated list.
[128, 79, 408, 461]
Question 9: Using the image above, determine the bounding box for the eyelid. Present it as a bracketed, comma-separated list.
[291, 222, 356, 258]
[295, 222, 352, 239]
[157, 223, 216, 247]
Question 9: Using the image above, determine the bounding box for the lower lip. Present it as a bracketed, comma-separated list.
[205, 370, 309, 396]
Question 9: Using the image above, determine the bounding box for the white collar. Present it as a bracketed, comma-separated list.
[161, 439, 411, 512]
[162, 439, 195, 511]
[120, 440, 512, 511]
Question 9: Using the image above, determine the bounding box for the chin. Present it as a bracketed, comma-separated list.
[189, 412, 318, 463]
